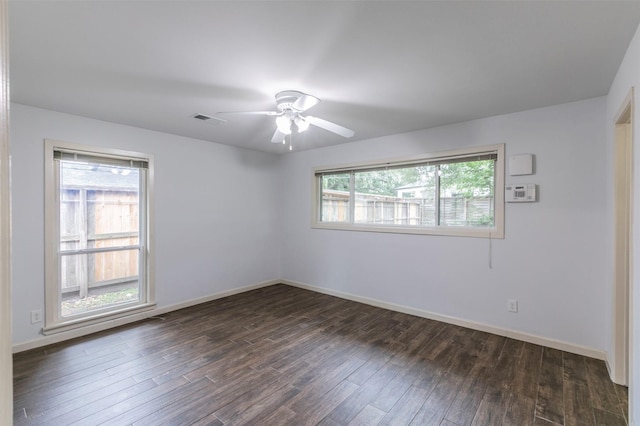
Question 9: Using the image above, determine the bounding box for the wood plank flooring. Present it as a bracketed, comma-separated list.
[13, 284, 628, 425]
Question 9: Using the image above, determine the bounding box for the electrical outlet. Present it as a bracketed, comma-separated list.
[30, 310, 42, 324]
[507, 299, 518, 313]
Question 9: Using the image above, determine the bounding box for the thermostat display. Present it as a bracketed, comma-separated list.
[505, 183, 537, 202]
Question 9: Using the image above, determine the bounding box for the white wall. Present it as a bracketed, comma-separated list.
[11, 97, 613, 368]
[9, 84, 627, 414]
[280, 97, 608, 355]
[11, 103, 282, 347]
[607, 22, 640, 426]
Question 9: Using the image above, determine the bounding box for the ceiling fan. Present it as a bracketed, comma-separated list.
[217, 90, 355, 144]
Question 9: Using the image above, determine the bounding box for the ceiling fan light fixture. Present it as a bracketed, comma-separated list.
[295, 116, 309, 133]
[275, 115, 292, 135]
[217, 90, 354, 146]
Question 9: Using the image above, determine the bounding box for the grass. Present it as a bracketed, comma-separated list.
[61, 286, 139, 316]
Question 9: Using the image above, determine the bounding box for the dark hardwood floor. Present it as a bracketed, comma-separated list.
[13, 284, 628, 425]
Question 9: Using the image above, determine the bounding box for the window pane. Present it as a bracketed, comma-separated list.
[438, 159, 495, 227]
[313, 144, 503, 237]
[320, 173, 350, 222]
[60, 189, 80, 251]
[354, 165, 436, 226]
[59, 161, 142, 318]
[60, 162, 140, 252]
[60, 249, 140, 317]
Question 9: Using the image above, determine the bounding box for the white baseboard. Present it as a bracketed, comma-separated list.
[12, 279, 279, 353]
[281, 279, 607, 361]
[14, 278, 608, 363]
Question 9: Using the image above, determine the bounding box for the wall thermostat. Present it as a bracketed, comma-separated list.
[505, 183, 537, 202]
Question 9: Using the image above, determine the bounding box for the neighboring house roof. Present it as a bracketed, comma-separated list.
[61, 163, 139, 191]
[395, 181, 430, 191]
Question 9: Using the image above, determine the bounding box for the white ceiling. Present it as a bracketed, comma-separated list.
[9, 1, 640, 154]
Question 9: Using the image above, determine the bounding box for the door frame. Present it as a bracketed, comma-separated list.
[0, 0, 12, 423]
[612, 88, 634, 387]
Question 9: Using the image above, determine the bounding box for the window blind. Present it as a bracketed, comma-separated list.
[54, 149, 149, 169]
[316, 152, 497, 176]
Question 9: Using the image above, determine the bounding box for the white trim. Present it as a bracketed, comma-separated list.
[312, 144, 505, 239]
[41, 302, 157, 335]
[44, 139, 155, 331]
[46, 139, 152, 163]
[315, 150, 499, 175]
[0, 0, 11, 422]
[14, 277, 608, 362]
[313, 145, 502, 174]
[12, 279, 279, 353]
[281, 279, 607, 361]
[311, 222, 501, 239]
[612, 87, 634, 386]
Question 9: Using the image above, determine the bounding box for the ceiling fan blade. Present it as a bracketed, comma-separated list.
[216, 110, 280, 116]
[271, 128, 287, 143]
[292, 94, 320, 112]
[307, 116, 354, 138]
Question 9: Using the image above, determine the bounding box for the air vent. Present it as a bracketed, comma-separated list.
[193, 113, 212, 121]
[191, 113, 226, 124]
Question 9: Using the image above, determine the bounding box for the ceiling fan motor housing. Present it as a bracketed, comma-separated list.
[275, 90, 304, 112]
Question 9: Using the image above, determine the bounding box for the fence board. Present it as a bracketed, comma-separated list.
[322, 190, 493, 228]
[60, 188, 139, 293]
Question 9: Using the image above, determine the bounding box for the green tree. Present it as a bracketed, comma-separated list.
[439, 160, 494, 198]
[323, 167, 423, 196]
[355, 170, 400, 196]
[322, 160, 493, 199]
[322, 173, 350, 192]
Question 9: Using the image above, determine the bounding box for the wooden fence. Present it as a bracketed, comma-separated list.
[321, 190, 493, 227]
[60, 188, 139, 297]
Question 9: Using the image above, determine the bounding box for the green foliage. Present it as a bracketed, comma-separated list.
[354, 168, 416, 196]
[323, 167, 429, 197]
[322, 160, 493, 199]
[322, 173, 350, 192]
[61, 286, 138, 316]
[440, 160, 494, 198]
[475, 215, 494, 226]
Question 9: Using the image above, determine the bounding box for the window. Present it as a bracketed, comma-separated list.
[44, 140, 154, 334]
[314, 144, 504, 238]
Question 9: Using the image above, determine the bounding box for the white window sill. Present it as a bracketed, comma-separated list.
[311, 222, 504, 239]
[42, 302, 156, 335]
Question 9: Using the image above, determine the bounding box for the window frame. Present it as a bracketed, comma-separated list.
[312, 144, 504, 238]
[44, 139, 155, 334]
